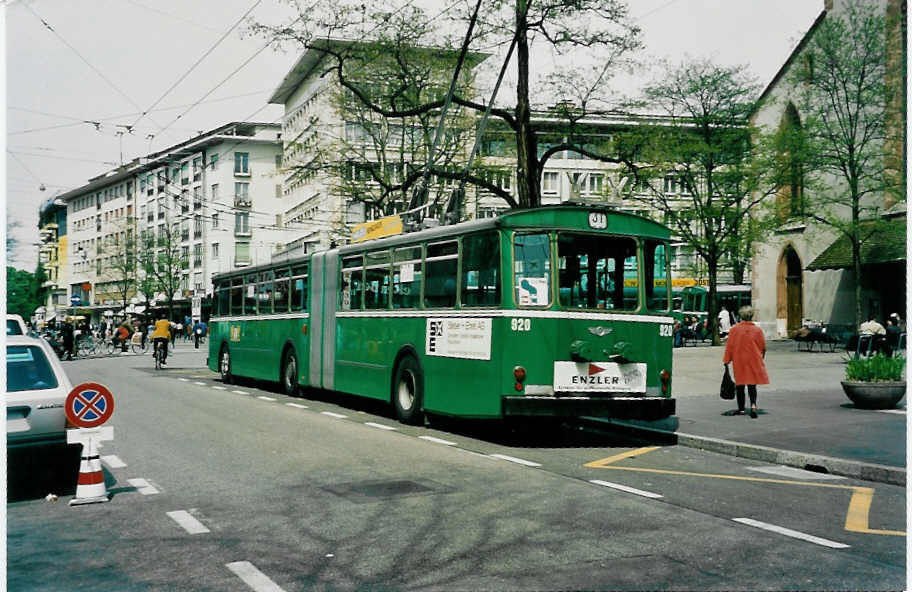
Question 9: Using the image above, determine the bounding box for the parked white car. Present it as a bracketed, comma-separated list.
[6, 314, 28, 336]
[6, 335, 73, 449]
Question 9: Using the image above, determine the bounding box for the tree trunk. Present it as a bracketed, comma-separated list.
[852, 236, 863, 328]
[708, 259, 721, 346]
[514, 0, 539, 209]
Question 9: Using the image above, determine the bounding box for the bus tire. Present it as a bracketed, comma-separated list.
[392, 356, 424, 425]
[219, 344, 233, 385]
[281, 348, 299, 397]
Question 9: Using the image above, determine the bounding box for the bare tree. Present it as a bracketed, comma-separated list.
[97, 217, 138, 314]
[138, 220, 187, 321]
[252, 0, 642, 213]
[781, 0, 903, 327]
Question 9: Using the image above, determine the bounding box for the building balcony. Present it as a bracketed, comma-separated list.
[234, 197, 252, 208]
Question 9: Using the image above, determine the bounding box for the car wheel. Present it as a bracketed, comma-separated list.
[392, 356, 424, 425]
[219, 345, 232, 385]
[281, 349, 299, 397]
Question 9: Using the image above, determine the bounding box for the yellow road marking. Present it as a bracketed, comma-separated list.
[585, 447, 661, 467]
[586, 452, 905, 536]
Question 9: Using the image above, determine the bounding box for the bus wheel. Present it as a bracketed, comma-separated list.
[281, 349, 299, 397]
[219, 345, 232, 385]
[393, 356, 424, 425]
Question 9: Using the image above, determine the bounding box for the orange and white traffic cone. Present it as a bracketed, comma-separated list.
[70, 434, 109, 506]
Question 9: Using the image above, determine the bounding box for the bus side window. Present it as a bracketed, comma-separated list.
[258, 272, 274, 315]
[341, 255, 364, 311]
[393, 247, 422, 309]
[364, 250, 391, 310]
[514, 233, 551, 307]
[244, 274, 257, 315]
[218, 282, 230, 316]
[462, 232, 500, 306]
[230, 278, 243, 316]
[274, 268, 289, 313]
[291, 264, 308, 311]
[424, 241, 458, 308]
[645, 241, 670, 311]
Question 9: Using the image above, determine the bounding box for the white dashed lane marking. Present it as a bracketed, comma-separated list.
[101, 455, 126, 469]
[365, 422, 397, 431]
[285, 403, 308, 409]
[590, 479, 663, 499]
[213, 386, 227, 391]
[167, 510, 210, 534]
[233, 390, 249, 395]
[321, 412, 347, 419]
[419, 436, 457, 446]
[489, 454, 541, 467]
[193, 381, 206, 386]
[257, 396, 276, 402]
[226, 561, 287, 592]
[178, 378, 190, 382]
[733, 518, 850, 549]
[127, 478, 160, 495]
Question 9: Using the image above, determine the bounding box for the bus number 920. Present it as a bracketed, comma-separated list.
[511, 318, 532, 332]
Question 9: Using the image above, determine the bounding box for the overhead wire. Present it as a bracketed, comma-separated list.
[129, 0, 264, 131]
[20, 2, 173, 141]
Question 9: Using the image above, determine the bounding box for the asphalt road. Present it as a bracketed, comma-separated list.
[7, 347, 906, 591]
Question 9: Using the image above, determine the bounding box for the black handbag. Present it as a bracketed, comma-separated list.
[720, 365, 735, 400]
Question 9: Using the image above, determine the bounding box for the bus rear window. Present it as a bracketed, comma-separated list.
[513, 233, 550, 307]
[558, 234, 637, 311]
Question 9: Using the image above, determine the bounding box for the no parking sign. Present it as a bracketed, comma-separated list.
[65, 382, 115, 428]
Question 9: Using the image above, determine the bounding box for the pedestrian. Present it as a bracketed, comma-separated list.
[718, 305, 731, 338]
[61, 321, 75, 361]
[170, 321, 177, 347]
[192, 319, 203, 349]
[722, 306, 769, 418]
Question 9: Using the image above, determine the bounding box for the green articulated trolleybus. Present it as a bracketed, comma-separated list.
[208, 205, 676, 425]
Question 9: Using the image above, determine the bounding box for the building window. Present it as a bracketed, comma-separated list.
[212, 242, 219, 259]
[192, 157, 202, 181]
[211, 184, 219, 201]
[235, 242, 251, 265]
[193, 244, 202, 268]
[235, 182, 250, 206]
[181, 162, 190, 185]
[209, 154, 218, 170]
[588, 173, 604, 194]
[212, 212, 219, 229]
[235, 212, 250, 234]
[542, 171, 559, 194]
[234, 152, 249, 175]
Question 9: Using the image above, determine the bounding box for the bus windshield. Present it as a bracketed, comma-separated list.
[557, 233, 638, 310]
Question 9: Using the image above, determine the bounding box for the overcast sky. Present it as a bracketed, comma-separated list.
[4, 0, 823, 270]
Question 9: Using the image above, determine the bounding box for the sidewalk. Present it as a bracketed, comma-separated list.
[608, 340, 906, 486]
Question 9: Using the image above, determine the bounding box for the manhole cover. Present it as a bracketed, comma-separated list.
[322, 479, 448, 503]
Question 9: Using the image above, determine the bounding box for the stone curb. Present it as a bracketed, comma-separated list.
[602, 419, 906, 487]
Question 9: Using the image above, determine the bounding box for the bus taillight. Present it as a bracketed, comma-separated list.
[513, 366, 526, 391]
[660, 369, 671, 394]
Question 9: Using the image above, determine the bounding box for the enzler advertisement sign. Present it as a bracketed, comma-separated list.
[426, 318, 492, 361]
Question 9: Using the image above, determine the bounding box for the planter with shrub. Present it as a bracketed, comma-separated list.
[840, 354, 906, 409]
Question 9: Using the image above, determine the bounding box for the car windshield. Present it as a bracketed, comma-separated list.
[6, 319, 23, 335]
[6, 346, 59, 392]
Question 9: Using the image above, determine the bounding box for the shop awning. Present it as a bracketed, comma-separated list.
[806, 218, 907, 271]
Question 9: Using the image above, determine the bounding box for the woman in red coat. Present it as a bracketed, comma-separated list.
[722, 306, 769, 418]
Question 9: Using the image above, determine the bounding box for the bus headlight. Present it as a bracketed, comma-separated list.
[660, 369, 671, 394]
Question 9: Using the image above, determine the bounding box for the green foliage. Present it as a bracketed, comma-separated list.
[6, 265, 47, 319]
[845, 354, 906, 382]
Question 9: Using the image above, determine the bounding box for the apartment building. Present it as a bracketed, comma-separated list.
[36, 194, 69, 322]
[59, 122, 283, 321]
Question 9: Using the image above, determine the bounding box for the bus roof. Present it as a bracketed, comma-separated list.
[212, 205, 671, 282]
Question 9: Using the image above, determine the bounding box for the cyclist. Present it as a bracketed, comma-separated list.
[150, 313, 172, 367]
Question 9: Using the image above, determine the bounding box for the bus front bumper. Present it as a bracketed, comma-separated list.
[502, 395, 675, 421]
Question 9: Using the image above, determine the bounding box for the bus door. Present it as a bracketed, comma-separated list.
[308, 250, 339, 390]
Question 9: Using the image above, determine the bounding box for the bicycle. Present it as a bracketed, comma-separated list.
[153, 339, 165, 369]
[131, 332, 149, 354]
[76, 335, 99, 357]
